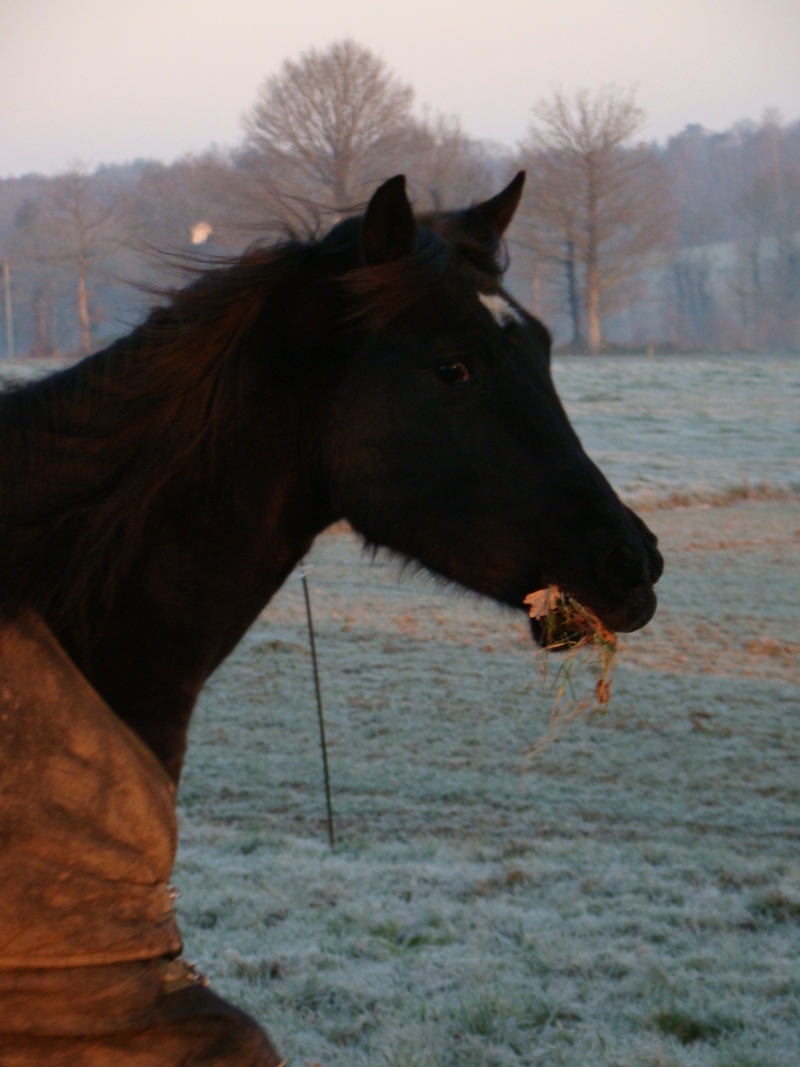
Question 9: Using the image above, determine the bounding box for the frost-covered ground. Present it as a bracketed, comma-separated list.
[175, 500, 800, 1067]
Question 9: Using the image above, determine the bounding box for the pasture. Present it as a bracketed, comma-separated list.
[175, 498, 800, 1067]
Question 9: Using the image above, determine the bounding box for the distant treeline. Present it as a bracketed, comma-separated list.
[1, 41, 798, 356]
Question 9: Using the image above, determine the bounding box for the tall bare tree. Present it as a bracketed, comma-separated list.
[244, 39, 415, 208]
[520, 87, 673, 352]
[13, 166, 126, 355]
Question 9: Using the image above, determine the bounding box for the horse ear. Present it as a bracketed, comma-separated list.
[362, 175, 416, 265]
[461, 171, 526, 243]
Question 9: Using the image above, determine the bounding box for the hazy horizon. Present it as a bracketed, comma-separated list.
[2, 0, 799, 179]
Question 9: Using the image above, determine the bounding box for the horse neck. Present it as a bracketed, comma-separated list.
[53, 343, 339, 782]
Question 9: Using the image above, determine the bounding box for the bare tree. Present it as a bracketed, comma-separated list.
[516, 149, 585, 345]
[13, 166, 127, 355]
[520, 87, 673, 352]
[399, 115, 496, 210]
[733, 167, 800, 348]
[243, 39, 415, 208]
[669, 248, 717, 347]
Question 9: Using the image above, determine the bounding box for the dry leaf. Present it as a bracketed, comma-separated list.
[524, 587, 556, 619]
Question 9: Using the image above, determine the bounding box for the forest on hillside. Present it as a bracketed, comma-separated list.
[1, 41, 798, 357]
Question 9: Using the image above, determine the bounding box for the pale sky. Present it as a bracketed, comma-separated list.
[2, 0, 799, 178]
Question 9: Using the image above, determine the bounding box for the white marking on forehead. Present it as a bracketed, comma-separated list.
[478, 291, 525, 327]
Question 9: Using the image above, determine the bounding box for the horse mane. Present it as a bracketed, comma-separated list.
[0, 238, 311, 627]
[0, 204, 504, 631]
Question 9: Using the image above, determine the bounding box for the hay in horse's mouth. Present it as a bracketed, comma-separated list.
[524, 586, 618, 754]
[525, 586, 616, 654]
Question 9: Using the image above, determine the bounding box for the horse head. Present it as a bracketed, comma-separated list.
[326, 173, 662, 636]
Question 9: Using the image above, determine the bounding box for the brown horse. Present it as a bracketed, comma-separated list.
[0, 174, 661, 1064]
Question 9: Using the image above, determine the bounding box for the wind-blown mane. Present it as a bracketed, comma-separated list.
[0, 205, 503, 633]
[0, 239, 310, 627]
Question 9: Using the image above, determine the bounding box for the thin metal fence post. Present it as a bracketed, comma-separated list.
[300, 567, 335, 848]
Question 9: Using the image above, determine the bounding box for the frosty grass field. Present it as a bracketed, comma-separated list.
[7, 355, 799, 1065]
[172, 355, 799, 1066]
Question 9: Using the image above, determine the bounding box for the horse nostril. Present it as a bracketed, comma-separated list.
[602, 543, 646, 597]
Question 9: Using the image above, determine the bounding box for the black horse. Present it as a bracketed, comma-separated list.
[0, 174, 661, 1065]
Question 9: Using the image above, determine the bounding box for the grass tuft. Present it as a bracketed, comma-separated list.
[747, 889, 800, 924]
[650, 1007, 740, 1045]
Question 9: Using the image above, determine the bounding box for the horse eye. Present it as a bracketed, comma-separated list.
[436, 361, 471, 384]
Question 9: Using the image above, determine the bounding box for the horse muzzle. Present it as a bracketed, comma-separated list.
[529, 516, 663, 644]
[594, 538, 661, 631]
